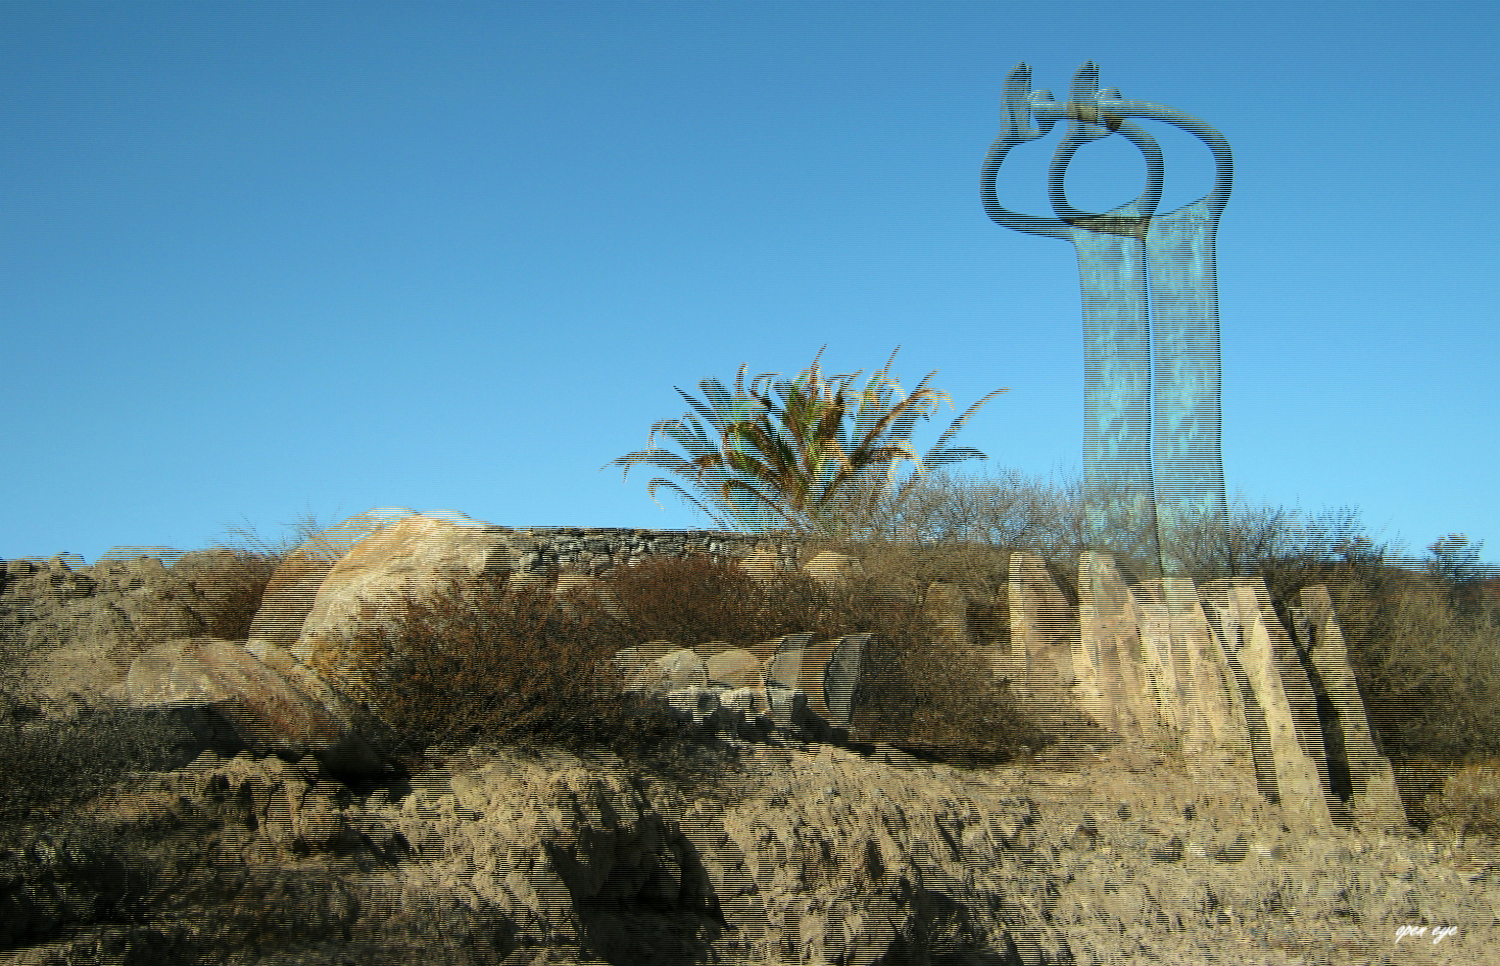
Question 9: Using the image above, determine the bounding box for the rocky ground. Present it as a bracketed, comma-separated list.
[3, 732, 1496, 965]
[4, 552, 1498, 964]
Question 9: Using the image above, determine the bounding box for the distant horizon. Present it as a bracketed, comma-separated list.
[4, 1, 1495, 567]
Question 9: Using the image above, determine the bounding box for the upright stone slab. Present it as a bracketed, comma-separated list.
[1006, 552, 1079, 703]
[1128, 580, 1190, 739]
[1160, 577, 1251, 760]
[1294, 585, 1407, 830]
[751, 632, 814, 669]
[1200, 578, 1333, 831]
[763, 644, 807, 693]
[822, 633, 870, 730]
[757, 635, 865, 729]
[1078, 552, 1157, 741]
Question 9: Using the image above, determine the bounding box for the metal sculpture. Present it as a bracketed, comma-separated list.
[981, 63, 1231, 576]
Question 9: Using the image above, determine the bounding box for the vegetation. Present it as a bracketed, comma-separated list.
[1, 463, 1497, 959]
[610, 347, 1006, 537]
[310, 575, 680, 760]
[306, 552, 1037, 766]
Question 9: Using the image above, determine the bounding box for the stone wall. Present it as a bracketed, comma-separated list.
[3, 525, 806, 578]
[474, 526, 804, 579]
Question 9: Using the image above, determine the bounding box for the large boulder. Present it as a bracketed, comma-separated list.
[801, 551, 864, 586]
[247, 509, 419, 653]
[125, 636, 386, 775]
[290, 511, 518, 665]
[705, 648, 763, 689]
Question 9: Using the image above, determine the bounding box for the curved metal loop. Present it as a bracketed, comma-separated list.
[1043, 61, 1232, 221]
[1094, 97, 1233, 218]
[982, 62, 1164, 241]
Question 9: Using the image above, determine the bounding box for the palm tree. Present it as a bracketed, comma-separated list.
[608, 348, 1007, 537]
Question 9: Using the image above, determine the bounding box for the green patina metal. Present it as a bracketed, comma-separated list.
[982, 63, 1232, 576]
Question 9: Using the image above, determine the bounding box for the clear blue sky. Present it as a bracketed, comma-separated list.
[3, 0, 1496, 564]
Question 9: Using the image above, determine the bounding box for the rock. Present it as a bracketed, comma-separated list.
[704, 648, 763, 689]
[611, 643, 677, 690]
[1200, 577, 1333, 833]
[719, 686, 768, 716]
[1293, 585, 1408, 831]
[801, 551, 864, 586]
[7, 728, 1499, 965]
[125, 636, 386, 776]
[245, 514, 395, 653]
[822, 633, 869, 730]
[653, 649, 708, 691]
[1007, 550, 1079, 697]
[764, 685, 807, 731]
[1077, 552, 1157, 742]
[294, 512, 518, 665]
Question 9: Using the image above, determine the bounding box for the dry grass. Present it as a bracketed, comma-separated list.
[170, 548, 280, 641]
[1421, 759, 1500, 837]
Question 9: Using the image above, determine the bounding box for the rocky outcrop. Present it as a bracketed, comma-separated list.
[4, 522, 1409, 839]
[0, 554, 223, 712]
[124, 636, 386, 775]
[1000, 552, 1408, 834]
[9, 738, 1497, 966]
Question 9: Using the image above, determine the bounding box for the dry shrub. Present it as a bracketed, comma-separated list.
[752, 540, 1043, 763]
[307, 549, 1043, 767]
[800, 535, 1014, 646]
[603, 554, 850, 647]
[313, 574, 675, 760]
[843, 589, 1040, 765]
[1334, 580, 1500, 762]
[1421, 760, 1500, 837]
[174, 548, 280, 640]
[184, 510, 340, 641]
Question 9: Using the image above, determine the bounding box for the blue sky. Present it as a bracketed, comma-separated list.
[3, 0, 1496, 564]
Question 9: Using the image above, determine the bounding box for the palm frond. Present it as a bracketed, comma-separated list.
[610, 347, 1004, 535]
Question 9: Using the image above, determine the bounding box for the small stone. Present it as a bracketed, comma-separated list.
[1150, 835, 1184, 863]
